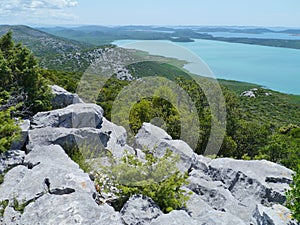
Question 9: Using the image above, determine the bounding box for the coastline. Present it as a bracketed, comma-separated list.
[113, 39, 300, 96]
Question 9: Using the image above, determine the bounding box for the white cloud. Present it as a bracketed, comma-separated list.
[0, 0, 78, 23]
[29, 0, 78, 9]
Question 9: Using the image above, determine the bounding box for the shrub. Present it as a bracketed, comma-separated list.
[97, 149, 190, 213]
[0, 107, 20, 153]
[286, 165, 300, 221]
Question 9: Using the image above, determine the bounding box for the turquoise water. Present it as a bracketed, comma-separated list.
[113, 39, 300, 95]
[205, 32, 300, 40]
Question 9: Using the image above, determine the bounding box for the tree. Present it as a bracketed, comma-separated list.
[259, 125, 300, 170]
[0, 32, 52, 116]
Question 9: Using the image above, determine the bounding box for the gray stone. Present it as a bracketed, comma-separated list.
[0, 145, 95, 202]
[0, 145, 123, 225]
[208, 158, 293, 206]
[19, 195, 122, 225]
[101, 117, 129, 158]
[120, 195, 163, 225]
[2, 206, 22, 225]
[0, 150, 25, 174]
[192, 154, 211, 172]
[195, 210, 247, 225]
[31, 103, 104, 129]
[187, 169, 256, 223]
[51, 85, 83, 109]
[184, 188, 213, 218]
[253, 204, 297, 225]
[135, 123, 195, 172]
[10, 119, 30, 150]
[150, 210, 197, 225]
[27, 127, 110, 155]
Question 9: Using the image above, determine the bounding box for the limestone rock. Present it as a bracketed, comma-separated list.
[101, 117, 129, 158]
[135, 123, 195, 172]
[31, 103, 104, 129]
[150, 210, 197, 225]
[0, 150, 25, 174]
[10, 119, 30, 150]
[253, 204, 298, 225]
[195, 210, 247, 225]
[20, 195, 122, 225]
[208, 158, 293, 206]
[0, 145, 95, 202]
[187, 169, 256, 223]
[27, 127, 110, 154]
[51, 85, 83, 109]
[0, 145, 122, 224]
[120, 195, 163, 225]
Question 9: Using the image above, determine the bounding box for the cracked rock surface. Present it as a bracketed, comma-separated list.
[0, 145, 122, 225]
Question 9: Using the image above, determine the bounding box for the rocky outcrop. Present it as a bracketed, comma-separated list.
[135, 123, 196, 172]
[31, 103, 104, 129]
[0, 145, 122, 225]
[186, 156, 295, 225]
[51, 85, 83, 109]
[0, 86, 297, 225]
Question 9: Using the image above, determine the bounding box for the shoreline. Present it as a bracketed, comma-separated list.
[113, 39, 300, 96]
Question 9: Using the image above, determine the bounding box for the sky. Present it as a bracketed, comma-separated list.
[0, 0, 300, 27]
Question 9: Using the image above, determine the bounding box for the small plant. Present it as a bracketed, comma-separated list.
[11, 198, 28, 214]
[69, 147, 92, 173]
[286, 165, 300, 221]
[0, 200, 8, 217]
[98, 149, 190, 213]
[0, 173, 4, 185]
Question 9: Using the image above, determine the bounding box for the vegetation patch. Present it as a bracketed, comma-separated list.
[287, 166, 300, 221]
[96, 149, 190, 213]
[0, 200, 8, 217]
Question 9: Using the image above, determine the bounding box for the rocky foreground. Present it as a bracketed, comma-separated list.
[0, 86, 298, 225]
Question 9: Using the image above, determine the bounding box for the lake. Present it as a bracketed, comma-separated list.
[113, 39, 300, 95]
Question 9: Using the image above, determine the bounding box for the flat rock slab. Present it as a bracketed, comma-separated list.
[0, 145, 122, 224]
[31, 103, 104, 129]
[27, 127, 110, 154]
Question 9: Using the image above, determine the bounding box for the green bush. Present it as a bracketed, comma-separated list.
[286, 165, 300, 221]
[0, 107, 20, 153]
[98, 149, 190, 213]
